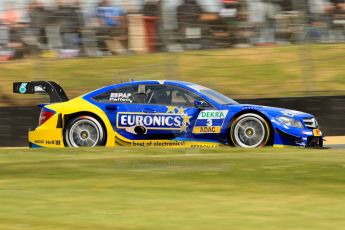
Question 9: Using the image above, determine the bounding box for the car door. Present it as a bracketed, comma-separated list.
[92, 84, 146, 139]
[139, 84, 208, 140]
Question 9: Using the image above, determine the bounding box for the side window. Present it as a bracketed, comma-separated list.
[146, 85, 205, 107]
[146, 85, 171, 105]
[170, 88, 203, 107]
[171, 90, 195, 107]
[93, 86, 139, 104]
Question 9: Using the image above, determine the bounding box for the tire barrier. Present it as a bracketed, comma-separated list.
[0, 96, 344, 147]
[0, 106, 40, 147]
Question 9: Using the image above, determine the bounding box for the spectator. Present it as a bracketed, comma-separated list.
[45, 0, 63, 50]
[218, 0, 242, 46]
[28, 0, 47, 48]
[1, 3, 21, 26]
[231, 1, 253, 46]
[143, 0, 161, 17]
[0, 10, 10, 46]
[143, 0, 163, 52]
[327, 0, 345, 41]
[0, 16, 11, 61]
[177, 0, 202, 30]
[0, 0, 343, 60]
[0, 2, 25, 58]
[177, 0, 203, 49]
[302, 0, 330, 42]
[278, 0, 295, 11]
[59, 0, 84, 51]
[246, 0, 266, 44]
[273, 0, 302, 43]
[96, 0, 128, 54]
[262, 0, 281, 44]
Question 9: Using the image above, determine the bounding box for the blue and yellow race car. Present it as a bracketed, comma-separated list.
[13, 80, 323, 148]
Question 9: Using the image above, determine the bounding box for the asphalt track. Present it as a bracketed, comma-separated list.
[327, 144, 345, 149]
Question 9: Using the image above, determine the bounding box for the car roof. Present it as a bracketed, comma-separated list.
[83, 80, 200, 98]
[112, 80, 196, 87]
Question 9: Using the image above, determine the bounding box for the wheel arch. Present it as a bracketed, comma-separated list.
[63, 111, 108, 146]
[227, 109, 274, 146]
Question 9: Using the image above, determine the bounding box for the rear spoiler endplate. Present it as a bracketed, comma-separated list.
[13, 81, 69, 103]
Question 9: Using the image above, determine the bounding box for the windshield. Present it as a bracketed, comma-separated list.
[199, 89, 238, 105]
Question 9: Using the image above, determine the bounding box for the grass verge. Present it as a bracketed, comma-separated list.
[1, 44, 344, 106]
[0, 147, 344, 229]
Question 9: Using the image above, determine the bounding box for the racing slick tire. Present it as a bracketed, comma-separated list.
[230, 113, 270, 148]
[64, 116, 105, 147]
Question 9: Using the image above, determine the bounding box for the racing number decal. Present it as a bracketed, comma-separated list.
[207, 119, 212, 127]
[193, 110, 228, 134]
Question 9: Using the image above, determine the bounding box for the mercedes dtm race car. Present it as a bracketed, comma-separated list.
[13, 80, 323, 148]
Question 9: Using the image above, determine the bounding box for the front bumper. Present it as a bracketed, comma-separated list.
[274, 128, 324, 148]
[306, 136, 323, 148]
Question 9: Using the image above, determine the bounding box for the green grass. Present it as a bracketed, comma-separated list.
[1, 44, 344, 106]
[0, 147, 345, 230]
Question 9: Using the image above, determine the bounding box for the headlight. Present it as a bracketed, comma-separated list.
[277, 116, 303, 128]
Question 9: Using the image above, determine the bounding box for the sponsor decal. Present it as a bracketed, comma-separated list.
[19, 83, 28, 94]
[118, 113, 183, 129]
[117, 106, 191, 133]
[45, 140, 61, 145]
[193, 126, 221, 134]
[110, 93, 132, 103]
[193, 110, 228, 134]
[34, 140, 61, 146]
[241, 106, 261, 110]
[313, 129, 322, 137]
[131, 140, 222, 148]
[133, 140, 186, 147]
[197, 110, 228, 120]
[34, 140, 44, 144]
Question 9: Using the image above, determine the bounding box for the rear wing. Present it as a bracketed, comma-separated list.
[13, 81, 69, 103]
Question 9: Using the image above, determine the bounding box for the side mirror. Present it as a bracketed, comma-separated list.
[194, 100, 207, 109]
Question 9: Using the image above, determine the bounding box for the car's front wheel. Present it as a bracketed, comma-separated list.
[230, 113, 270, 148]
[64, 116, 105, 147]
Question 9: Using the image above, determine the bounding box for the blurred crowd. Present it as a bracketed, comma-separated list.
[0, 0, 344, 60]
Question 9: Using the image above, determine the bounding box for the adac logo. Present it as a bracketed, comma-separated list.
[116, 106, 192, 133]
[19, 83, 28, 94]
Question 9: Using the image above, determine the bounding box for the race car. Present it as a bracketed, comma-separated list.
[13, 80, 323, 148]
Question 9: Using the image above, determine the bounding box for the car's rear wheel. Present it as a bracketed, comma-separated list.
[230, 113, 270, 148]
[64, 116, 105, 147]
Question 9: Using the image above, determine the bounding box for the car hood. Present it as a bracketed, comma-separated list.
[226, 104, 314, 119]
